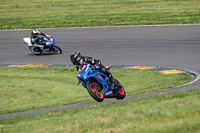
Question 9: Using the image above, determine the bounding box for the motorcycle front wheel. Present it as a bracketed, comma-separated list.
[86, 80, 104, 102]
[29, 46, 42, 55]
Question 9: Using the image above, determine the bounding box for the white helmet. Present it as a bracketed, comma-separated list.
[32, 29, 40, 34]
[31, 29, 41, 38]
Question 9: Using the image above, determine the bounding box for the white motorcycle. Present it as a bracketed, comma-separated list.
[23, 36, 62, 55]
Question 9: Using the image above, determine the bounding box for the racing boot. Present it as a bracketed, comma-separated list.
[38, 45, 44, 50]
[108, 77, 118, 90]
[110, 76, 123, 91]
[38, 42, 45, 50]
[106, 78, 114, 90]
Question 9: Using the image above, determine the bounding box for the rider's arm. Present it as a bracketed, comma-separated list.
[76, 66, 80, 71]
[39, 32, 51, 42]
[82, 56, 101, 68]
[40, 32, 50, 37]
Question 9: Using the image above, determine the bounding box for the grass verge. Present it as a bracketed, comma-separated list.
[0, 0, 199, 29]
[1, 88, 200, 133]
[0, 66, 193, 114]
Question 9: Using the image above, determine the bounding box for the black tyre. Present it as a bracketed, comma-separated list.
[86, 80, 104, 102]
[52, 46, 62, 54]
[29, 46, 42, 55]
[115, 80, 126, 100]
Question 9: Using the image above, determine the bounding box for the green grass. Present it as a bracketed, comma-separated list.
[1, 88, 200, 133]
[0, 66, 193, 115]
[0, 0, 199, 29]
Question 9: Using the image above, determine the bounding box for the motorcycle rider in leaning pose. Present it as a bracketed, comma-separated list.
[70, 51, 121, 89]
[30, 29, 50, 48]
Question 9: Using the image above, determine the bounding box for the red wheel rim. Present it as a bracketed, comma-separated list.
[90, 83, 103, 98]
[116, 87, 125, 95]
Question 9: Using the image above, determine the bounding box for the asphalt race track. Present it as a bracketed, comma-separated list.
[0, 24, 200, 119]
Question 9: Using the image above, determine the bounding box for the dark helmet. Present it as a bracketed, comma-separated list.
[70, 51, 82, 65]
[31, 29, 40, 38]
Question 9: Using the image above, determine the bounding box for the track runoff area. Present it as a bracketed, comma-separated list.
[0, 63, 199, 119]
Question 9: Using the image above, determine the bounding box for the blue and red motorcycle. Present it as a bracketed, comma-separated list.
[77, 64, 126, 102]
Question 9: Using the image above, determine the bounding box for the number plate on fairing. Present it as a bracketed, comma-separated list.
[106, 91, 112, 96]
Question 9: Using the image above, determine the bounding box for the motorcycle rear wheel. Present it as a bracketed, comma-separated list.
[115, 80, 126, 100]
[86, 80, 104, 102]
[29, 46, 42, 55]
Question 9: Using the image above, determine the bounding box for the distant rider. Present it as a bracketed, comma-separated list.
[70, 52, 120, 89]
[31, 29, 50, 48]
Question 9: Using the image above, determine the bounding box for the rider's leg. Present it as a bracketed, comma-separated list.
[99, 65, 118, 85]
[37, 41, 45, 49]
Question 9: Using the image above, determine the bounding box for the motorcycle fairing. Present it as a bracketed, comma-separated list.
[37, 37, 55, 48]
[23, 38, 32, 46]
[78, 64, 113, 96]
